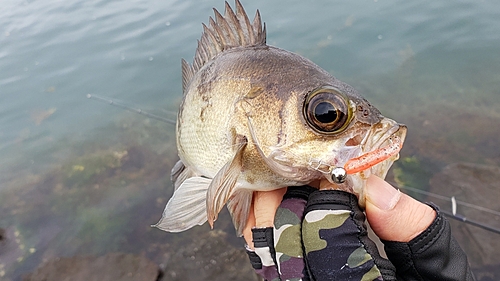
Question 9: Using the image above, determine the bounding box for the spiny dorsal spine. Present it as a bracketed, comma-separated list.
[182, 0, 267, 93]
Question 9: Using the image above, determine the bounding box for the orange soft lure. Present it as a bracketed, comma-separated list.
[344, 135, 404, 174]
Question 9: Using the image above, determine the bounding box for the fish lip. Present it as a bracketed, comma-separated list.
[380, 123, 407, 148]
[362, 119, 407, 154]
[362, 121, 407, 177]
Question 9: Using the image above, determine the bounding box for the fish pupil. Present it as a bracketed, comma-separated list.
[315, 102, 338, 123]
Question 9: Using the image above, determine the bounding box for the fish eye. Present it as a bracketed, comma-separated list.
[303, 87, 352, 134]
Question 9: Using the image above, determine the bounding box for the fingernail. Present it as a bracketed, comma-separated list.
[366, 175, 401, 211]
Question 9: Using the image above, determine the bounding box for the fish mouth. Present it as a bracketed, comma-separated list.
[344, 118, 407, 178]
[328, 118, 406, 207]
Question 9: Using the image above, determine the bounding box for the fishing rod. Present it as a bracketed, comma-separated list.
[86, 94, 176, 125]
[440, 210, 500, 235]
[88, 94, 500, 235]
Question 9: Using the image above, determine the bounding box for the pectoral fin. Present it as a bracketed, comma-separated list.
[226, 189, 253, 236]
[171, 159, 198, 190]
[153, 177, 211, 232]
[206, 134, 248, 228]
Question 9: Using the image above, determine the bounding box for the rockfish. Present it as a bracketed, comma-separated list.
[155, 0, 407, 235]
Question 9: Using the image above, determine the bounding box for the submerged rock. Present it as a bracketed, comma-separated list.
[23, 252, 161, 281]
[429, 162, 500, 271]
[162, 230, 259, 281]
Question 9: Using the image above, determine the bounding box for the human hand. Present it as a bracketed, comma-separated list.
[243, 176, 471, 281]
[365, 175, 436, 242]
[243, 188, 287, 249]
[243, 175, 436, 246]
[243, 184, 396, 280]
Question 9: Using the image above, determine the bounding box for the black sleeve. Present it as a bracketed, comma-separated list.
[383, 204, 476, 281]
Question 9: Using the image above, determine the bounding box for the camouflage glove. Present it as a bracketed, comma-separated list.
[246, 186, 397, 281]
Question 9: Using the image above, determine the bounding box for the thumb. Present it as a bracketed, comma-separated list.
[365, 175, 436, 242]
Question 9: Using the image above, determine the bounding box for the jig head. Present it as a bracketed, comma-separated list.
[330, 167, 347, 184]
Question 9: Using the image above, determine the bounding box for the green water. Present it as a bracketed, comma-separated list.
[1, 0, 500, 279]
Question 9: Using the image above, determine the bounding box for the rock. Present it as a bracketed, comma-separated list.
[22, 252, 161, 281]
[162, 230, 259, 281]
[429, 162, 500, 270]
[473, 264, 500, 281]
[0, 226, 25, 277]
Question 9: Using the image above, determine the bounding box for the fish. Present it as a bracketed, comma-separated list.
[154, 0, 407, 236]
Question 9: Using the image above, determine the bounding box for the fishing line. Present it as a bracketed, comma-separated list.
[86, 94, 176, 125]
[390, 181, 500, 235]
[392, 182, 500, 217]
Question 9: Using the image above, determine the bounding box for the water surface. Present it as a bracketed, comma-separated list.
[1, 0, 500, 279]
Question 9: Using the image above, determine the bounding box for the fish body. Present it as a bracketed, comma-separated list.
[155, 0, 406, 235]
[178, 46, 361, 188]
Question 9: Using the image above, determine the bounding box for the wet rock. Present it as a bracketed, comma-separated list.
[429, 162, 500, 271]
[473, 264, 500, 281]
[120, 146, 146, 171]
[0, 226, 25, 277]
[162, 230, 259, 281]
[23, 252, 161, 281]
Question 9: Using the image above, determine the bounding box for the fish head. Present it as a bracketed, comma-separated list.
[248, 74, 407, 203]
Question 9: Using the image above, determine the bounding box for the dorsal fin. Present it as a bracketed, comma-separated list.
[182, 0, 267, 93]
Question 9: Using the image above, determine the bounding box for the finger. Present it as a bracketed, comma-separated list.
[243, 197, 256, 249]
[365, 175, 436, 242]
[253, 188, 287, 227]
